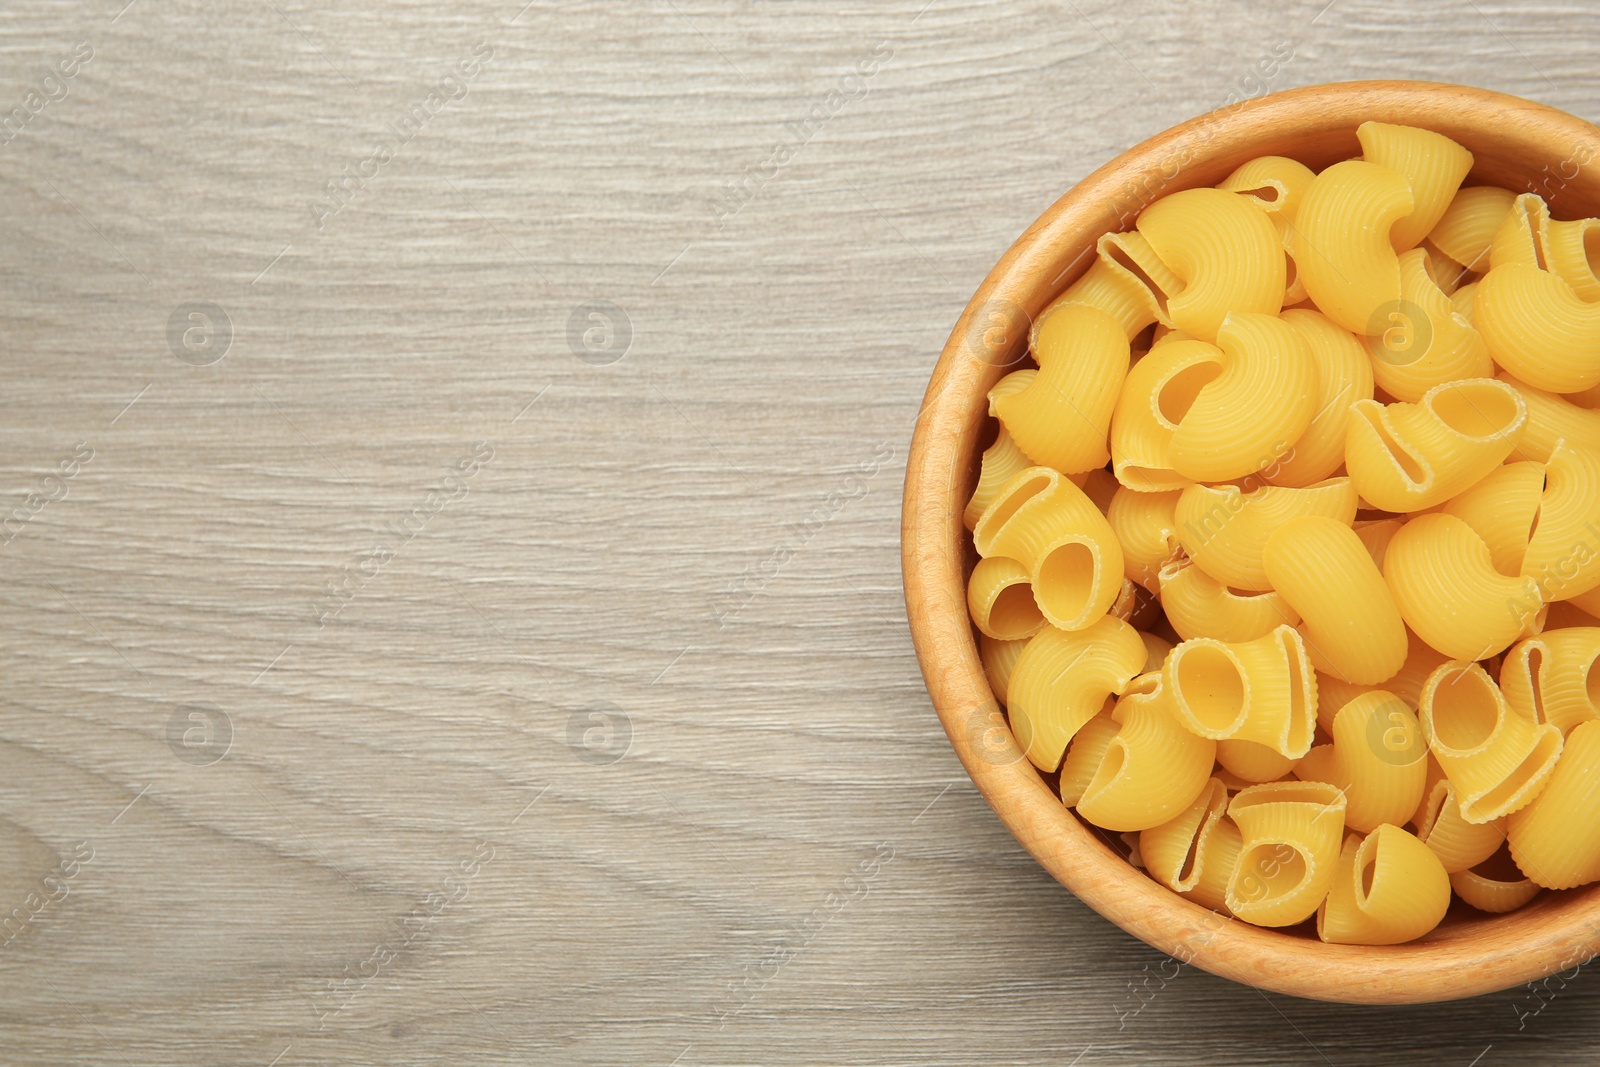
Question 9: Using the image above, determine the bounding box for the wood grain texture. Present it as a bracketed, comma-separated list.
[0, 0, 1597, 1063]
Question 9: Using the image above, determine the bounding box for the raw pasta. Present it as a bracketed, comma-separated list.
[1226, 780, 1346, 926]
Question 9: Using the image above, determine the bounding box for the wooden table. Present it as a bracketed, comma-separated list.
[0, 1, 1596, 1063]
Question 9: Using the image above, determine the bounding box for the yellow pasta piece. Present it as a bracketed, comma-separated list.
[1139, 631, 1172, 674]
[1330, 691, 1429, 832]
[966, 556, 1046, 642]
[1217, 739, 1298, 784]
[1441, 460, 1544, 575]
[1157, 557, 1298, 644]
[1295, 159, 1412, 334]
[1497, 374, 1600, 462]
[1353, 517, 1404, 569]
[978, 633, 1029, 705]
[1411, 750, 1448, 826]
[1226, 780, 1347, 926]
[1167, 313, 1315, 482]
[1367, 248, 1492, 402]
[973, 467, 1125, 630]
[963, 371, 1038, 529]
[1419, 240, 1469, 295]
[1005, 616, 1148, 771]
[1316, 824, 1451, 945]
[1385, 514, 1543, 662]
[1077, 673, 1217, 831]
[1507, 719, 1600, 888]
[1345, 378, 1527, 513]
[1053, 229, 1183, 339]
[1264, 309, 1375, 488]
[1136, 188, 1286, 342]
[1501, 627, 1600, 735]
[1477, 262, 1600, 393]
[1427, 185, 1516, 273]
[1385, 628, 1453, 709]
[1451, 847, 1544, 913]
[1175, 477, 1357, 592]
[1420, 661, 1563, 823]
[1414, 778, 1505, 872]
[1059, 708, 1119, 805]
[1144, 779, 1242, 914]
[1263, 516, 1408, 684]
[1314, 672, 1376, 736]
[993, 303, 1129, 475]
[1165, 625, 1316, 759]
[1219, 156, 1317, 306]
[1106, 487, 1180, 592]
[1108, 338, 1219, 492]
[1522, 442, 1600, 601]
[1543, 215, 1600, 302]
[1488, 192, 1552, 271]
[1357, 121, 1474, 253]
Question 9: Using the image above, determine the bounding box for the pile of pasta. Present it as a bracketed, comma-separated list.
[966, 121, 1600, 945]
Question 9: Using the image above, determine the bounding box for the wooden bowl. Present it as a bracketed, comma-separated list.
[901, 81, 1600, 1004]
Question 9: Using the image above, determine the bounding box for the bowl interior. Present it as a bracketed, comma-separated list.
[903, 80, 1600, 1004]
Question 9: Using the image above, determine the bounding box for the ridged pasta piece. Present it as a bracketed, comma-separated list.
[1167, 313, 1315, 482]
[1219, 156, 1317, 306]
[1263, 516, 1408, 684]
[1317, 824, 1451, 944]
[1052, 231, 1177, 340]
[1225, 780, 1347, 926]
[1139, 631, 1173, 674]
[1165, 626, 1316, 759]
[1059, 708, 1120, 805]
[1345, 378, 1527, 512]
[1427, 185, 1516, 273]
[978, 633, 1029, 705]
[1500, 628, 1600, 734]
[1450, 279, 1479, 322]
[1411, 750, 1448, 826]
[1330, 691, 1429, 832]
[1107, 487, 1180, 592]
[1295, 160, 1413, 334]
[1367, 248, 1493, 402]
[1005, 616, 1148, 771]
[1108, 338, 1220, 492]
[1136, 188, 1286, 342]
[1441, 461, 1545, 575]
[1385, 514, 1543, 662]
[1156, 556, 1299, 644]
[1414, 778, 1505, 872]
[1497, 373, 1600, 462]
[1420, 661, 1563, 823]
[1265, 309, 1375, 487]
[1357, 121, 1474, 253]
[1077, 673, 1217, 831]
[1477, 262, 1600, 392]
[964, 370, 1039, 530]
[973, 467, 1126, 630]
[1420, 241, 1469, 295]
[1217, 739, 1298, 783]
[1314, 672, 1377, 736]
[1353, 517, 1404, 569]
[1451, 846, 1544, 912]
[1507, 719, 1600, 888]
[1142, 779, 1242, 913]
[1522, 442, 1600, 601]
[1488, 192, 1552, 271]
[1386, 628, 1453, 708]
[966, 556, 1046, 641]
[1543, 215, 1600, 302]
[1293, 742, 1349, 790]
[993, 303, 1129, 475]
[1175, 477, 1357, 592]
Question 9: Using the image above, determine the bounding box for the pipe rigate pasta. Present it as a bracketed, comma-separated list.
[1264, 309, 1374, 488]
[1106, 487, 1180, 592]
[1054, 229, 1182, 339]
[1426, 185, 1517, 274]
[1174, 477, 1357, 592]
[1357, 121, 1475, 254]
[1218, 155, 1316, 306]
[1386, 514, 1544, 663]
[1140, 778, 1236, 906]
[1367, 247, 1493, 402]
[1507, 719, 1600, 889]
[1478, 257, 1600, 394]
[1108, 337, 1219, 492]
[1216, 739, 1297, 784]
[1316, 824, 1451, 945]
[1166, 312, 1315, 482]
[1077, 673, 1217, 831]
[1450, 848, 1543, 913]
[1543, 215, 1600, 302]
[966, 556, 1045, 642]
[1295, 160, 1413, 334]
[1005, 617, 1147, 771]
[1441, 460, 1545, 576]
[1164, 626, 1316, 759]
[1521, 442, 1600, 601]
[1497, 374, 1600, 462]
[1059, 708, 1119, 806]
[1414, 779, 1506, 873]
[1135, 187, 1286, 342]
[993, 303, 1128, 475]
[1419, 662, 1563, 824]
[1500, 628, 1600, 735]
[978, 633, 1029, 705]
[963, 369, 1037, 529]
[1225, 780, 1346, 926]
[1263, 516, 1408, 685]
[1328, 692, 1429, 832]
[1345, 378, 1527, 513]
[1156, 557, 1298, 644]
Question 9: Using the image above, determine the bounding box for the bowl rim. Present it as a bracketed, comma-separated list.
[901, 79, 1600, 1005]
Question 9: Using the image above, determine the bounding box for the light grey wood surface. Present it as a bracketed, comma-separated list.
[1, 1, 1598, 1063]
